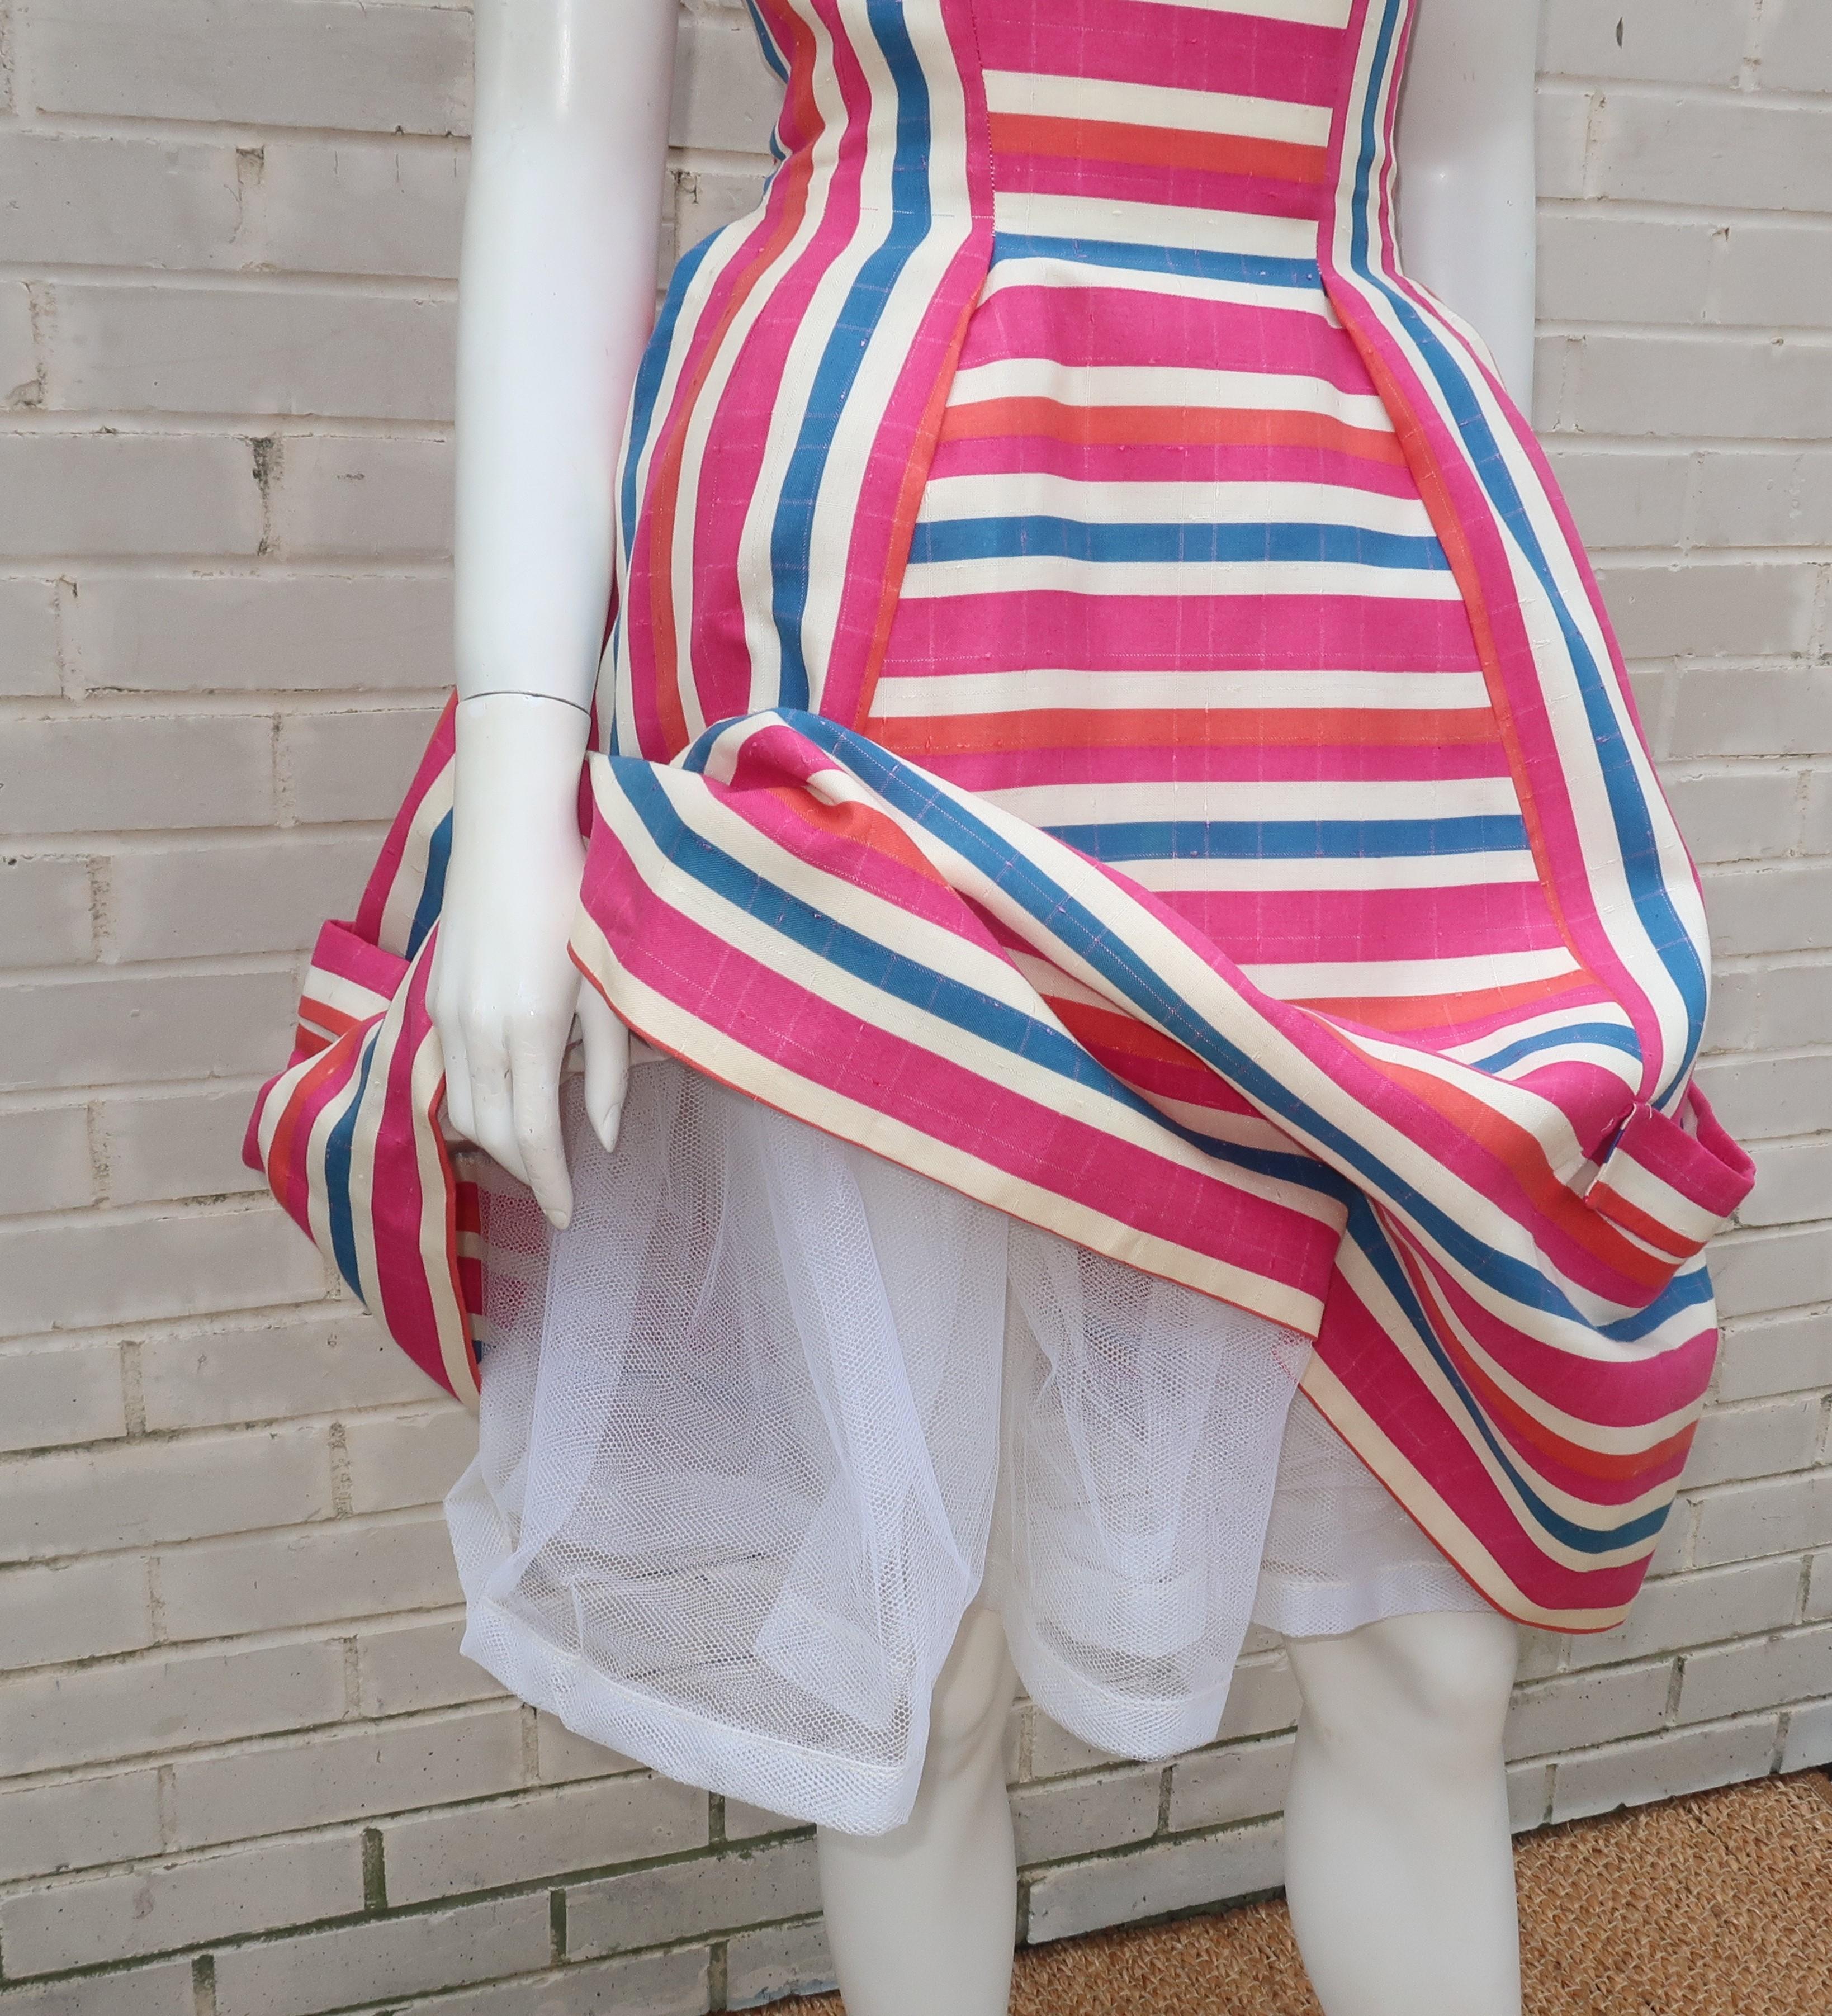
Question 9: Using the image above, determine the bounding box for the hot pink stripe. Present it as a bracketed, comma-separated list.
[927, 433, 1423, 494]
[995, 149, 1322, 225]
[908, 739, 1514, 791]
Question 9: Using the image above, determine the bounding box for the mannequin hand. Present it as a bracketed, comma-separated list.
[429, 693, 628, 1229]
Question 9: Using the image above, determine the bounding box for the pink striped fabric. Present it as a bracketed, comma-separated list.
[248, 0, 1754, 1634]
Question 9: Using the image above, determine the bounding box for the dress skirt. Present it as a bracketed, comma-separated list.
[445, 1048, 1485, 1838]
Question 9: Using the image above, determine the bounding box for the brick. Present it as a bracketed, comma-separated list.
[1593, 96, 1832, 214]
[0, 578, 60, 697]
[1, 279, 41, 406]
[721, 1795, 806, 1843]
[1694, 1052, 1832, 1140]
[256, 139, 467, 280]
[1504, 1660, 1673, 1761]
[98, 1083, 268, 1206]
[1028, 1714, 1129, 1780]
[1541, 446, 1691, 550]
[1804, 770, 1832, 854]
[0, 130, 243, 270]
[566, 1836, 820, 1958]
[1677, 1622, 1832, 1723]
[1540, 0, 1748, 87]
[1, 1636, 347, 1775]
[1700, 862, 1832, 958]
[211, 1893, 553, 2016]
[1010, 1762, 1160, 1866]
[1715, 1306, 1832, 1402]
[0, 854, 94, 966]
[106, 832, 377, 960]
[355, 1611, 512, 1717]
[726, 1919, 832, 2010]
[1780, 1700, 1832, 1771]
[1537, 214, 1713, 328]
[1757, 0, 1832, 94]
[0, 1768, 164, 1883]
[65, 571, 451, 695]
[1565, 1558, 1803, 1673]
[280, 704, 446, 824]
[0, 1337, 122, 1454]
[1533, 86, 1594, 203]
[1214, 1650, 1301, 1741]
[155, 1509, 461, 1640]
[1, 968, 302, 1091]
[1166, 1732, 1293, 1832]
[1550, 1715, 1781, 1823]
[268, 433, 454, 559]
[1687, 1393, 1823, 1489]
[670, 11, 780, 155]
[533, 1711, 645, 1786]
[0, 1549, 153, 1669]
[0, 1420, 330, 1563]
[26, 0, 472, 136]
[1741, 1136, 1832, 1230]
[1597, 566, 1818, 663]
[1810, 1549, 1832, 1623]
[1575, 332, 1832, 442]
[673, 163, 768, 264]
[0, 1828, 364, 1976]
[1663, 767, 1801, 865]
[1693, 1469, 1832, 1569]
[1715, 221, 1832, 330]
[382, 1774, 708, 1907]
[169, 1702, 526, 1849]
[1025, 1816, 1284, 1944]
[0, 712, 274, 837]
[0, 1958, 195, 2016]
[1708, 1224, 1832, 1322]
[0, 434, 261, 561]
[0, 1201, 330, 1338]
[341, 1407, 477, 1515]
[400, 1949, 713, 2016]
[139, 1309, 435, 1431]
[45, 282, 454, 421]
[1692, 448, 1832, 547]
[1507, 1759, 1552, 1833]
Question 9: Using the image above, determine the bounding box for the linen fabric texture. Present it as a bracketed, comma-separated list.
[247, 0, 1754, 1666]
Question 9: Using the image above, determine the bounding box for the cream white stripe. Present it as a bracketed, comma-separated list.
[978, 254, 1337, 319]
[1123, 0, 1352, 23]
[992, 188, 1315, 261]
[868, 668, 1494, 714]
[917, 472, 1437, 535]
[1243, 948, 1581, 998]
[981, 775, 1525, 822]
[899, 555, 1465, 600]
[982, 68, 1331, 147]
[1120, 853, 1539, 893]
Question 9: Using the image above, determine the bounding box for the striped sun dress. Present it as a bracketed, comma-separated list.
[248, 0, 1755, 1745]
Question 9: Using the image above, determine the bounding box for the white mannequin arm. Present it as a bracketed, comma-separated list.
[430, 0, 676, 1228]
[1395, 0, 1541, 410]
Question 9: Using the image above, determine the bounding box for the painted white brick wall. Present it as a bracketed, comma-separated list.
[1, 1, 1828, 2009]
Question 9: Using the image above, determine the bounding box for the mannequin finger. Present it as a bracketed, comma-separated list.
[579, 985, 629, 1156]
[467, 1024, 531, 1187]
[440, 1021, 478, 1146]
[509, 1031, 574, 1229]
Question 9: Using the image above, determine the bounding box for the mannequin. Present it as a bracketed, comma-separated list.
[428, 3, 1541, 2012]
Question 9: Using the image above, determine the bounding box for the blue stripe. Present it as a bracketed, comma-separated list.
[323, 1029, 383, 1302]
[1348, 1200, 1675, 1555]
[1347, 0, 1707, 1101]
[768, 0, 942, 709]
[404, 811, 451, 961]
[907, 515, 1451, 571]
[1048, 815, 1530, 861]
[614, 758, 1343, 1206]
[620, 230, 718, 574]
[1466, 1021, 1643, 1075]
[992, 232, 1319, 291]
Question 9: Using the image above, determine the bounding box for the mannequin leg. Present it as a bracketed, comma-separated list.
[815, 1603, 1020, 2016]
[1282, 1608, 1523, 2016]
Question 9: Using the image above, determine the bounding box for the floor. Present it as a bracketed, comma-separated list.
[777, 1769, 1832, 2014]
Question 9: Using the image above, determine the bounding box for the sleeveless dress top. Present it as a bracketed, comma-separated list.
[245, 0, 1755, 1789]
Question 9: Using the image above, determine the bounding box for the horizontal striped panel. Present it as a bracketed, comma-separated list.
[983, 68, 1333, 146]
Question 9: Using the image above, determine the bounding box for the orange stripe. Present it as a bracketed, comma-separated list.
[1292, 969, 1593, 1033]
[939, 396, 1409, 464]
[990, 110, 1328, 186]
[875, 705, 1502, 758]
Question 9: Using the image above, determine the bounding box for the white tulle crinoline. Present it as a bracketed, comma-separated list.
[444, 1054, 1486, 1837]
